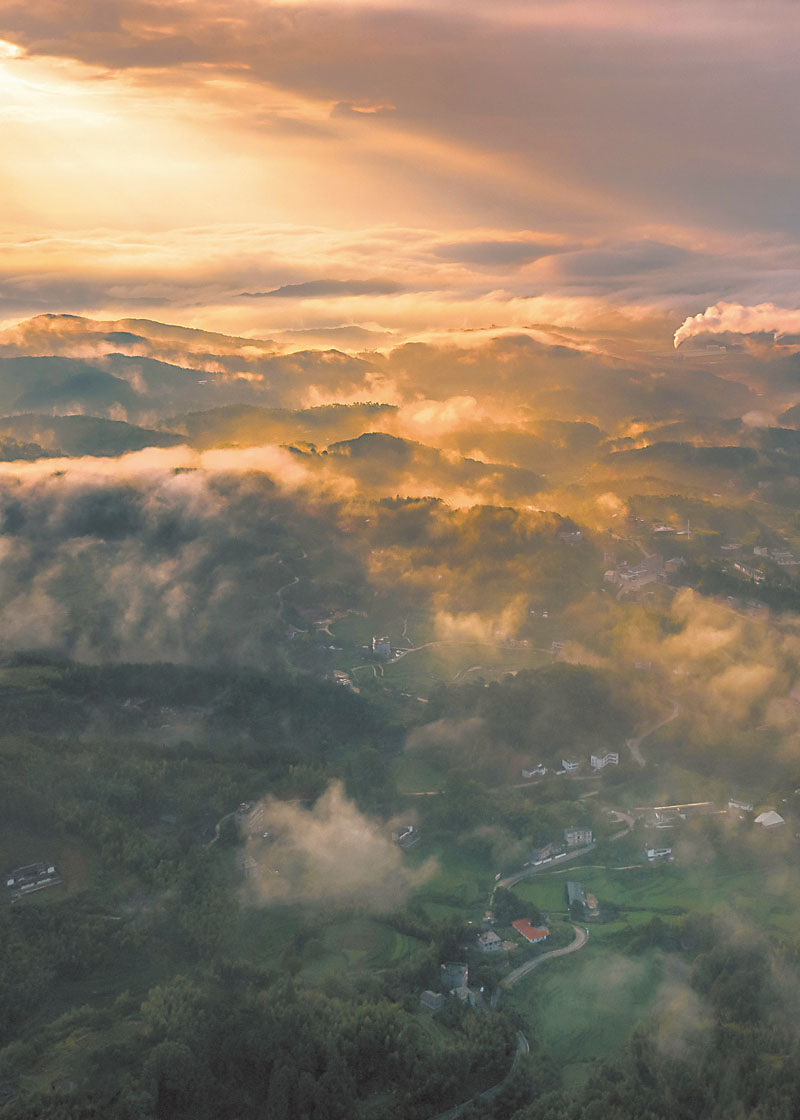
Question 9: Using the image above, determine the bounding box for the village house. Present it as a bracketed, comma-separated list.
[727, 798, 753, 818]
[393, 825, 420, 849]
[561, 759, 579, 772]
[564, 827, 593, 847]
[420, 991, 445, 1014]
[755, 810, 785, 829]
[645, 846, 673, 861]
[521, 764, 547, 778]
[440, 962, 468, 992]
[332, 669, 357, 691]
[567, 881, 586, 909]
[654, 808, 680, 828]
[733, 561, 765, 584]
[6, 862, 62, 900]
[605, 554, 665, 590]
[371, 636, 392, 659]
[478, 930, 503, 952]
[512, 919, 549, 944]
[590, 752, 619, 769]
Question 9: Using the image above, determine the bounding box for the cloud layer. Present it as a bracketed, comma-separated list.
[0, 2, 799, 338]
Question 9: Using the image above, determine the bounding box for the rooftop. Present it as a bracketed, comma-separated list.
[512, 919, 549, 943]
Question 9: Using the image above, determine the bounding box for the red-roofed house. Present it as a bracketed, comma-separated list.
[512, 919, 548, 944]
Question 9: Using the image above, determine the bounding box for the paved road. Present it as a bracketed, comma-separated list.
[496, 844, 595, 890]
[500, 924, 588, 989]
[430, 1030, 530, 1120]
[626, 699, 679, 767]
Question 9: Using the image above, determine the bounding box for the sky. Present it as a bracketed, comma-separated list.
[1, 0, 800, 344]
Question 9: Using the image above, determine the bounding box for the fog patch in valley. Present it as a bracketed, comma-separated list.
[242, 782, 436, 910]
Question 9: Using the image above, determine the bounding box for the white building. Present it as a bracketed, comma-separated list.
[522, 764, 547, 778]
[590, 752, 619, 770]
[645, 847, 673, 861]
[755, 810, 785, 829]
[561, 759, 579, 772]
[727, 799, 753, 813]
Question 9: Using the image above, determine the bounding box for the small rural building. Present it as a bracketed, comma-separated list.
[590, 752, 619, 769]
[645, 847, 673, 861]
[733, 561, 765, 584]
[755, 810, 785, 829]
[561, 759, 579, 772]
[654, 808, 680, 828]
[521, 764, 547, 778]
[420, 990, 445, 1014]
[393, 825, 419, 848]
[564, 827, 593, 847]
[512, 919, 548, 944]
[728, 799, 753, 813]
[5, 862, 62, 900]
[441, 962, 468, 991]
[567, 881, 586, 908]
[371, 636, 392, 659]
[478, 930, 503, 952]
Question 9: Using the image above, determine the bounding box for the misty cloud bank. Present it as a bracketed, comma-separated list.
[243, 782, 434, 909]
[0, 457, 337, 664]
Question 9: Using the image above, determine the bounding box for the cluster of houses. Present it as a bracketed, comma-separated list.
[724, 542, 797, 565]
[5, 861, 62, 901]
[420, 913, 553, 1010]
[730, 544, 799, 585]
[604, 553, 665, 591]
[633, 797, 791, 857]
[522, 753, 619, 778]
[420, 961, 476, 1013]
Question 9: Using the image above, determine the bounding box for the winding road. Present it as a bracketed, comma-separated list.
[626, 699, 679, 767]
[428, 926, 588, 1119]
[500, 924, 588, 989]
[430, 1030, 530, 1120]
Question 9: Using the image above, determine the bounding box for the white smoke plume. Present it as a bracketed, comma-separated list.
[674, 301, 800, 347]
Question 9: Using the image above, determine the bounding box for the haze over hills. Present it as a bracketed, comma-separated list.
[5, 0, 800, 1115]
[3, 305, 800, 1118]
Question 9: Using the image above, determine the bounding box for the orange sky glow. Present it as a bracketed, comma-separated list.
[1, 1, 799, 346]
